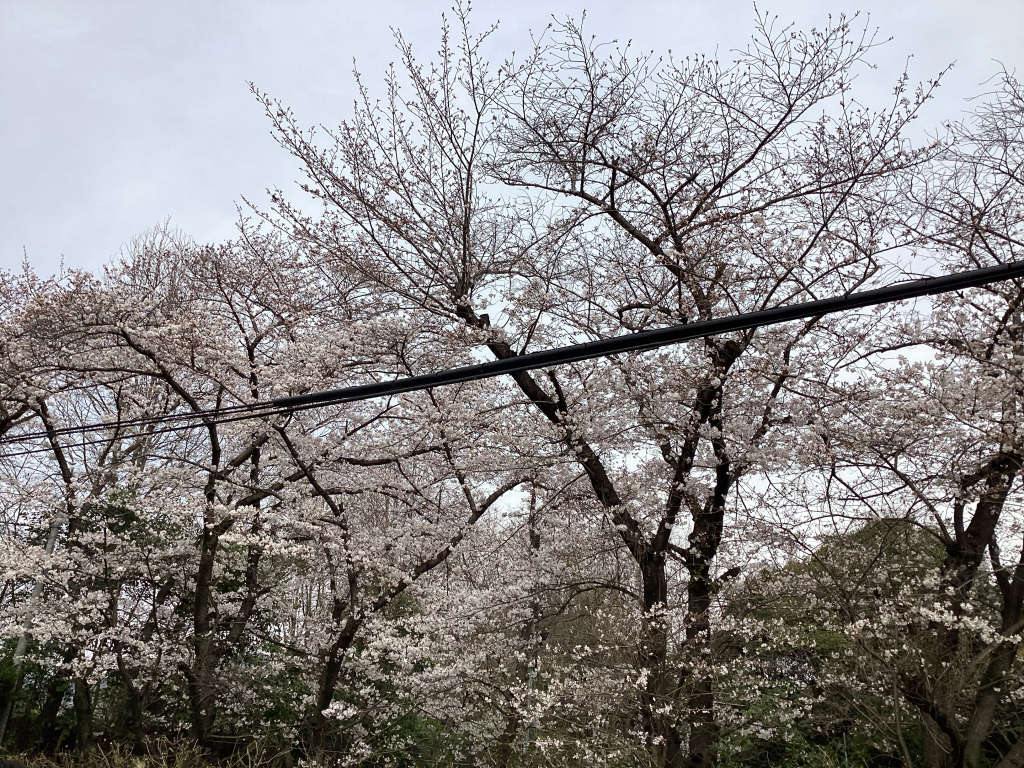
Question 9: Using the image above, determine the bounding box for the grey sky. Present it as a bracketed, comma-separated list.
[2, 0, 1021, 276]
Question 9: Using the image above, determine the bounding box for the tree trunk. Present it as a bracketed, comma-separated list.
[492, 707, 521, 768]
[682, 553, 719, 768]
[39, 646, 76, 752]
[186, 513, 229, 744]
[638, 554, 685, 768]
[496, 495, 543, 767]
[683, 582, 716, 768]
[303, 617, 362, 755]
[72, 676, 92, 753]
[681, 435, 730, 768]
[183, 634, 217, 745]
[964, 640, 1019, 768]
[921, 714, 952, 768]
[114, 651, 146, 749]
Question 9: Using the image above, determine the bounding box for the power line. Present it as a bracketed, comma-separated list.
[2, 259, 1023, 460]
[275, 260, 1024, 410]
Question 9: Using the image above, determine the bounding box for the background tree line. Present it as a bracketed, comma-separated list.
[1, 8, 1022, 768]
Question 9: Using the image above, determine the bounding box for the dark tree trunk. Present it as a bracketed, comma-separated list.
[38, 676, 71, 752]
[921, 714, 952, 768]
[114, 655, 146, 749]
[683, 571, 717, 768]
[639, 553, 686, 768]
[185, 452, 264, 746]
[72, 677, 92, 753]
[303, 617, 362, 755]
[183, 637, 217, 746]
[680, 411, 731, 768]
[492, 708, 521, 768]
[35, 643, 77, 752]
[186, 520, 224, 745]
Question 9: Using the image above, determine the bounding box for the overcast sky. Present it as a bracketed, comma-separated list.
[2, 0, 1022, 276]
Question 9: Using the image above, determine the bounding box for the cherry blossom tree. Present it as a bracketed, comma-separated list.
[258, 8, 944, 766]
[2, 9, 1022, 768]
[732, 71, 1024, 768]
[0, 224, 526, 759]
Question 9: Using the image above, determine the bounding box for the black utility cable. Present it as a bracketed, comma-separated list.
[2, 259, 1023, 458]
[273, 260, 1024, 408]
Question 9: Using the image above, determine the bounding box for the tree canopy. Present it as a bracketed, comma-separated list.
[1, 8, 1022, 768]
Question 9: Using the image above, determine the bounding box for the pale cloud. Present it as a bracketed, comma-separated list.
[2, 0, 1021, 275]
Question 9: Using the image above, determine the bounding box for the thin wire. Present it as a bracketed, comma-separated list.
[0, 397, 374, 459]
[0, 374, 420, 454]
[1, 408, 290, 459]
[0, 399, 269, 445]
[1, 260, 1022, 462]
